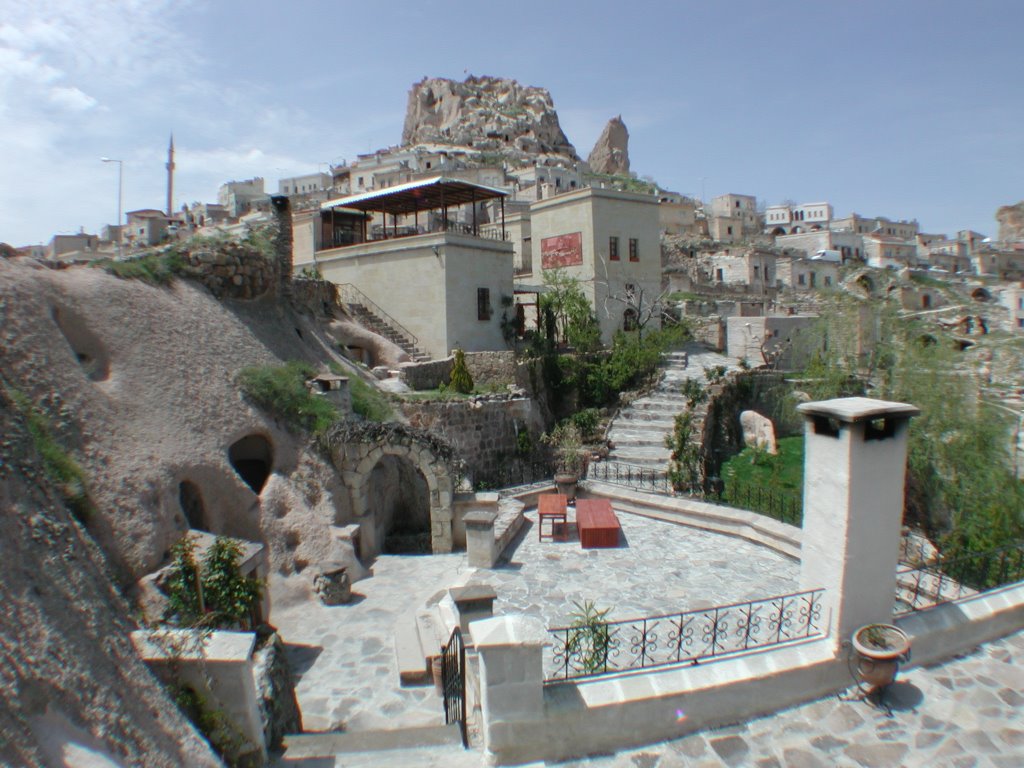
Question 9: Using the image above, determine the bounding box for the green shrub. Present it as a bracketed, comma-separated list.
[95, 251, 185, 285]
[348, 375, 392, 422]
[164, 535, 262, 631]
[571, 408, 601, 442]
[237, 361, 338, 434]
[566, 600, 613, 674]
[449, 348, 474, 394]
[7, 388, 93, 522]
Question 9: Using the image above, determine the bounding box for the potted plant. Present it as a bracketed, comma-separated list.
[851, 623, 911, 690]
[546, 421, 585, 500]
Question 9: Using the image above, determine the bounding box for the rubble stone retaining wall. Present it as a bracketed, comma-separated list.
[402, 397, 545, 483]
[181, 245, 276, 300]
[399, 350, 521, 391]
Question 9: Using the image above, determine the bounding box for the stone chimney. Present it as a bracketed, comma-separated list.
[796, 397, 919, 646]
[270, 195, 293, 301]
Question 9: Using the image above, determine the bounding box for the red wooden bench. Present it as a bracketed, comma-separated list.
[576, 499, 621, 548]
[537, 493, 568, 541]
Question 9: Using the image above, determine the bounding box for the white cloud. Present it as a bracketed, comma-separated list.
[48, 85, 97, 111]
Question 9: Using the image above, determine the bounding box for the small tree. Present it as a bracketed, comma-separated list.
[566, 600, 613, 675]
[449, 348, 474, 394]
[163, 535, 262, 630]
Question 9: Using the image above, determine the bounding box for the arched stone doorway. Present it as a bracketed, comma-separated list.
[324, 422, 461, 558]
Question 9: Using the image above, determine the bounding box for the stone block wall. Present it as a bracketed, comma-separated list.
[464, 351, 518, 387]
[400, 357, 454, 390]
[181, 244, 276, 300]
[401, 397, 546, 484]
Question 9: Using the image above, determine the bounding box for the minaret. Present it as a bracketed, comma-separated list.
[165, 134, 176, 217]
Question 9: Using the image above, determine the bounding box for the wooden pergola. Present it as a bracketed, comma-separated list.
[320, 176, 507, 242]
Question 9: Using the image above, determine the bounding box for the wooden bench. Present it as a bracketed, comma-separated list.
[576, 499, 621, 548]
[537, 493, 568, 541]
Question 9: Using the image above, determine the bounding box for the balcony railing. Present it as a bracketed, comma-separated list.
[545, 588, 826, 682]
[895, 541, 1024, 615]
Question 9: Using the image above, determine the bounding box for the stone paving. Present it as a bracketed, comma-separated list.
[271, 508, 798, 735]
[279, 630, 1024, 767]
[468, 507, 799, 629]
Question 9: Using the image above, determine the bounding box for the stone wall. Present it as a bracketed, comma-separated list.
[399, 351, 523, 392]
[291, 277, 341, 318]
[402, 396, 546, 485]
[180, 243, 277, 300]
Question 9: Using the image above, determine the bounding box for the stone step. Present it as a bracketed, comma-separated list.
[616, 412, 677, 426]
[394, 618, 430, 686]
[279, 723, 463, 760]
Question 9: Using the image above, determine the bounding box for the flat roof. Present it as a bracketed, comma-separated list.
[321, 176, 507, 216]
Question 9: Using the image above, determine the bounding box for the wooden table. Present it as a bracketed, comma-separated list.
[576, 499, 621, 548]
[537, 493, 568, 541]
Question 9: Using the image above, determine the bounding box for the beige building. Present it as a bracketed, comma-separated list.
[775, 229, 863, 262]
[707, 247, 777, 292]
[525, 186, 661, 343]
[765, 202, 833, 235]
[726, 315, 820, 369]
[863, 233, 919, 270]
[831, 213, 919, 240]
[303, 177, 514, 360]
[776, 254, 839, 291]
[658, 197, 699, 235]
[974, 245, 1024, 281]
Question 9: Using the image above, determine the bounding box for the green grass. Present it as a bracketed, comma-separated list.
[94, 251, 185, 286]
[721, 436, 804, 494]
[237, 361, 339, 434]
[328, 362, 392, 422]
[7, 388, 93, 522]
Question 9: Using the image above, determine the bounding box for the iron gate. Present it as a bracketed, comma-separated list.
[440, 627, 467, 746]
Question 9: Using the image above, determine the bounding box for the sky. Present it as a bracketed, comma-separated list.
[2, 0, 1022, 246]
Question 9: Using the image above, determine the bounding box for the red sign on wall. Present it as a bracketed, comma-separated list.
[541, 232, 583, 269]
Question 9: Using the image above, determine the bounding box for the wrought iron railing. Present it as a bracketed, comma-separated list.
[473, 460, 555, 493]
[720, 481, 803, 527]
[440, 627, 467, 747]
[895, 541, 1024, 615]
[585, 460, 672, 494]
[337, 283, 419, 348]
[544, 588, 825, 682]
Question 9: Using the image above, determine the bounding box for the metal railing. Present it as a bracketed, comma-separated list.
[440, 627, 468, 747]
[585, 460, 672, 494]
[473, 460, 555, 493]
[720, 481, 803, 527]
[895, 541, 1024, 615]
[336, 283, 419, 348]
[545, 588, 825, 681]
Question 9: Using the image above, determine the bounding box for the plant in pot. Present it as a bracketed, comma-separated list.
[851, 623, 911, 691]
[545, 421, 585, 500]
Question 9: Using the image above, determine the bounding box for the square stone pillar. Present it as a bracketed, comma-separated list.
[464, 509, 498, 568]
[470, 615, 547, 761]
[132, 629, 266, 763]
[797, 397, 919, 647]
[450, 584, 497, 633]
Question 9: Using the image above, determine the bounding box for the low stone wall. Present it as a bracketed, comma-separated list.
[180, 244, 277, 300]
[464, 350, 518, 387]
[400, 357, 454, 390]
[401, 397, 545, 484]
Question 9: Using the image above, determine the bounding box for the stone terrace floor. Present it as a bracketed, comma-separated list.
[271, 506, 800, 734]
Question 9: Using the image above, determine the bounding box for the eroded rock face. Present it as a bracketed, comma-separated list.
[739, 410, 778, 455]
[996, 201, 1024, 242]
[401, 75, 578, 159]
[587, 115, 630, 175]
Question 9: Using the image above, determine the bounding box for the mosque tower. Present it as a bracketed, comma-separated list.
[165, 134, 175, 217]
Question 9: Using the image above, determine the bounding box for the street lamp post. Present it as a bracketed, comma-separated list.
[100, 157, 123, 255]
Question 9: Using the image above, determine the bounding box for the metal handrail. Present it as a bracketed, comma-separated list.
[895, 541, 1024, 614]
[586, 460, 672, 495]
[337, 283, 419, 348]
[545, 588, 825, 681]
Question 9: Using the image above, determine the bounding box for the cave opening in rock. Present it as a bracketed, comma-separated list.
[367, 455, 431, 554]
[228, 434, 273, 494]
[51, 305, 110, 382]
[178, 480, 207, 530]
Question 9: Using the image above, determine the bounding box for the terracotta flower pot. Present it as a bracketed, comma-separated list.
[852, 624, 911, 690]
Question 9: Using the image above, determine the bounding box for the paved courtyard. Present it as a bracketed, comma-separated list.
[271, 506, 800, 734]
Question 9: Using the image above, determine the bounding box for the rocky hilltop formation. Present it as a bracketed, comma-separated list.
[401, 75, 578, 160]
[588, 115, 630, 175]
[996, 201, 1024, 242]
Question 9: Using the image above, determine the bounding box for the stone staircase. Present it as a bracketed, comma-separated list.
[345, 303, 432, 362]
[605, 343, 741, 471]
[276, 723, 476, 766]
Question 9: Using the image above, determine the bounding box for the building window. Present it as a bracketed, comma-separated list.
[623, 308, 638, 331]
[609, 236, 619, 260]
[798, 273, 806, 286]
[727, 226, 733, 236]
[477, 288, 492, 321]
[629, 238, 639, 262]
[753, 265, 760, 278]
[825, 276, 832, 286]
[716, 268, 724, 282]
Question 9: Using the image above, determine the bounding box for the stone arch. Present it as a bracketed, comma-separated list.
[771, 227, 786, 236]
[326, 423, 460, 558]
[971, 287, 991, 302]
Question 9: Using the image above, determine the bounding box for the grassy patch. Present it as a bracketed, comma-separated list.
[237, 361, 339, 434]
[721, 436, 804, 493]
[7, 388, 93, 522]
[328, 362, 392, 422]
[94, 251, 185, 286]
